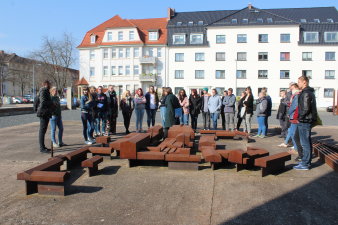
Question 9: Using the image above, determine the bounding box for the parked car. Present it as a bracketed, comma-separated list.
[326, 106, 337, 112]
[12, 97, 22, 104]
[23, 95, 33, 103]
[59, 97, 80, 107]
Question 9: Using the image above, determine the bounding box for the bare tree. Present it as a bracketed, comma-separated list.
[0, 52, 9, 96]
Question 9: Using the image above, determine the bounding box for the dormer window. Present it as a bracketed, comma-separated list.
[188, 21, 193, 26]
[176, 22, 182, 26]
[327, 18, 334, 23]
[267, 18, 273, 23]
[314, 19, 320, 23]
[107, 32, 112, 41]
[300, 19, 307, 23]
[90, 35, 96, 44]
[242, 19, 248, 24]
[118, 31, 123, 41]
[257, 18, 263, 23]
[198, 21, 204, 25]
[231, 19, 237, 24]
[149, 31, 158, 41]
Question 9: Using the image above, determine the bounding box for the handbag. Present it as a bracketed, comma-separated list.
[175, 107, 183, 118]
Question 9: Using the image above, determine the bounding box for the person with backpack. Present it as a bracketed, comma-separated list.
[50, 87, 65, 148]
[36, 80, 54, 153]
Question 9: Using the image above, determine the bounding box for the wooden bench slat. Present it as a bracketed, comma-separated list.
[29, 171, 68, 183]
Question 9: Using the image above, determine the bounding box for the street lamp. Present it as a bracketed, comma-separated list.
[32, 63, 41, 100]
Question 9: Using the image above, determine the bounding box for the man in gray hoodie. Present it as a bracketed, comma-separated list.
[222, 88, 236, 131]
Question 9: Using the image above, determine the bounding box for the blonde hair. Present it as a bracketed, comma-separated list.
[50, 86, 57, 95]
[122, 90, 131, 99]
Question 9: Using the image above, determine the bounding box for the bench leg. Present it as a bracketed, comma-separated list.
[262, 161, 287, 177]
[128, 159, 135, 168]
[25, 181, 38, 195]
[88, 165, 98, 177]
[237, 164, 244, 172]
[37, 182, 66, 196]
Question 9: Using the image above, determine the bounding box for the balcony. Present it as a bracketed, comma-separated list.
[139, 73, 157, 82]
[139, 56, 156, 64]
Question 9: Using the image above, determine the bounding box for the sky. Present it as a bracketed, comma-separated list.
[1, 0, 337, 69]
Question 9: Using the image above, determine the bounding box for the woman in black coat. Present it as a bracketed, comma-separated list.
[189, 89, 202, 132]
[236, 91, 246, 130]
[120, 90, 134, 134]
[242, 86, 254, 134]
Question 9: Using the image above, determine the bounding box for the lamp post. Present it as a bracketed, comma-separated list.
[235, 59, 238, 96]
[32, 63, 41, 100]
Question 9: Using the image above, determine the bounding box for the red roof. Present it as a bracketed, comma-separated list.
[78, 15, 167, 48]
[76, 77, 89, 85]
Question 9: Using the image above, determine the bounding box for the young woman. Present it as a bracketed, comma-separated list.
[159, 87, 168, 128]
[254, 91, 267, 138]
[120, 90, 134, 134]
[243, 86, 254, 135]
[134, 88, 146, 132]
[178, 89, 189, 125]
[208, 89, 222, 130]
[50, 87, 64, 148]
[164, 87, 178, 137]
[145, 86, 159, 128]
[189, 89, 201, 131]
[236, 91, 246, 131]
[80, 87, 95, 144]
[89, 86, 98, 137]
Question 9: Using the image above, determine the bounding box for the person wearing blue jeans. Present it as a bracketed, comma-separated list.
[261, 88, 272, 136]
[50, 87, 64, 148]
[254, 92, 268, 138]
[178, 89, 190, 125]
[95, 86, 108, 135]
[159, 89, 167, 128]
[145, 86, 159, 128]
[134, 88, 146, 132]
[294, 76, 317, 170]
[208, 89, 222, 130]
[80, 87, 95, 145]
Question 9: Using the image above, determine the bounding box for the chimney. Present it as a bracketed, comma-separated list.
[167, 8, 175, 20]
[248, 3, 252, 9]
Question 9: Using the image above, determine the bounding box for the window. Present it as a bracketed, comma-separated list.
[280, 70, 290, 79]
[324, 88, 334, 98]
[129, 31, 135, 40]
[280, 34, 290, 43]
[258, 70, 268, 79]
[236, 88, 246, 96]
[300, 19, 307, 23]
[216, 52, 225, 61]
[125, 48, 130, 58]
[175, 87, 183, 95]
[236, 70, 246, 79]
[149, 31, 158, 41]
[302, 52, 312, 61]
[90, 67, 95, 76]
[90, 35, 96, 43]
[195, 52, 205, 61]
[280, 52, 290, 61]
[175, 53, 184, 62]
[103, 49, 108, 59]
[134, 65, 139, 75]
[107, 32, 113, 41]
[302, 70, 312, 79]
[258, 52, 268, 61]
[118, 31, 123, 41]
[111, 66, 116, 75]
[188, 21, 193, 26]
[216, 70, 225, 79]
[242, 19, 248, 24]
[118, 66, 123, 75]
[90, 50, 95, 60]
[157, 48, 162, 57]
[125, 65, 130, 75]
[231, 19, 237, 24]
[259, 34, 268, 43]
[175, 70, 184, 79]
[237, 52, 247, 61]
[176, 22, 182, 26]
[198, 21, 204, 25]
[118, 48, 123, 58]
[103, 66, 108, 76]
[195, 70, 204, 79]
[314, 19, 320, 23]
[112, 48, 116, 58]
[190, 33, 203, 44]
[304, 32, 319, 43]
[133, 48, 139, 58]
[147, 48, 154, 57]
[216, 35, 226, 44]
[173, 34, 186, 45]
[325, 52, 336, 61]
[325, 70, 335, 79]
[257, 18, 263, 23]
[237, 34, 247, 43]
[267, 18, 273, 23]
[324, 32, 338, 43]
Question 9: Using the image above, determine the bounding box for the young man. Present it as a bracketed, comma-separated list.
[293, 76, 317, 170]
[201, 88, 211, 130]
[223, 88, 236, 131]
[36, 80, 53, 153]
[105, 85, 118, 135]
[96, 86, 108, 136]
[208, 89, 222, 130]
[261, 87, 272, 136]
[276, 90, 288, 138]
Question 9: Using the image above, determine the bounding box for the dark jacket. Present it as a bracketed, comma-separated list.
[80, 95, 94, 113]
[90, 93, 98, 118]
[298, 87, 317, 124]
[164, 93, 179, 128]
[237, 96, 245, 118]
[96, 93, 107, 113]
[276, 97, 288, 120]
[159, 95, 167, 108]
[37, 87, 53, 118]
[120, 97, 134, 114]
[256, 97, 268, 117]
[189, 95, 202, 116]
[105, 90, 118, 117]
[145, 92, 159, 110]
[243, 94, 254, 115]
[51, 96, 61, 117]
[266, 95, 272, 117]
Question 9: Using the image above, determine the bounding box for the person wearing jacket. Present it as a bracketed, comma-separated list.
[236, 91, 246, 131]
[120, 90, 134, 134]
[276, 90, 289, 138]
[220, 90, 228, 130]
[208, 89, 222, 130]
[50, 87, 64, 148]
[201, 87, 211, 130]
[178, 89, 189, 125]
[105, 85, 118, 135]
[222, 88, 236, 131]
[37, 80, 53, 153]
[89, 86, 98, 137]
[243, 86, 254, 134]
[294, 76, 318, 170]
[159, 87, 168, 128]
[80, 87, 96, 145]
[134, 88, 146, 132]
[95, 86, 108, 136]
[261, 87, 272, 136]
[189, 89, 201, 132]
[164, 87, 179, 137]
[145, 86, 159, 128]
[254, 91, 268, 138]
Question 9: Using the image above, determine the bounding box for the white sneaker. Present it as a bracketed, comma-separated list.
[278, 143, 288, 147]
[85, 141, 92, 145]
[52, 142, 59, 148]
[89, 139, 96, 144]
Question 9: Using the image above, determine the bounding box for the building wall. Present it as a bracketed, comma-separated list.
[168, 25, 338, 108]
